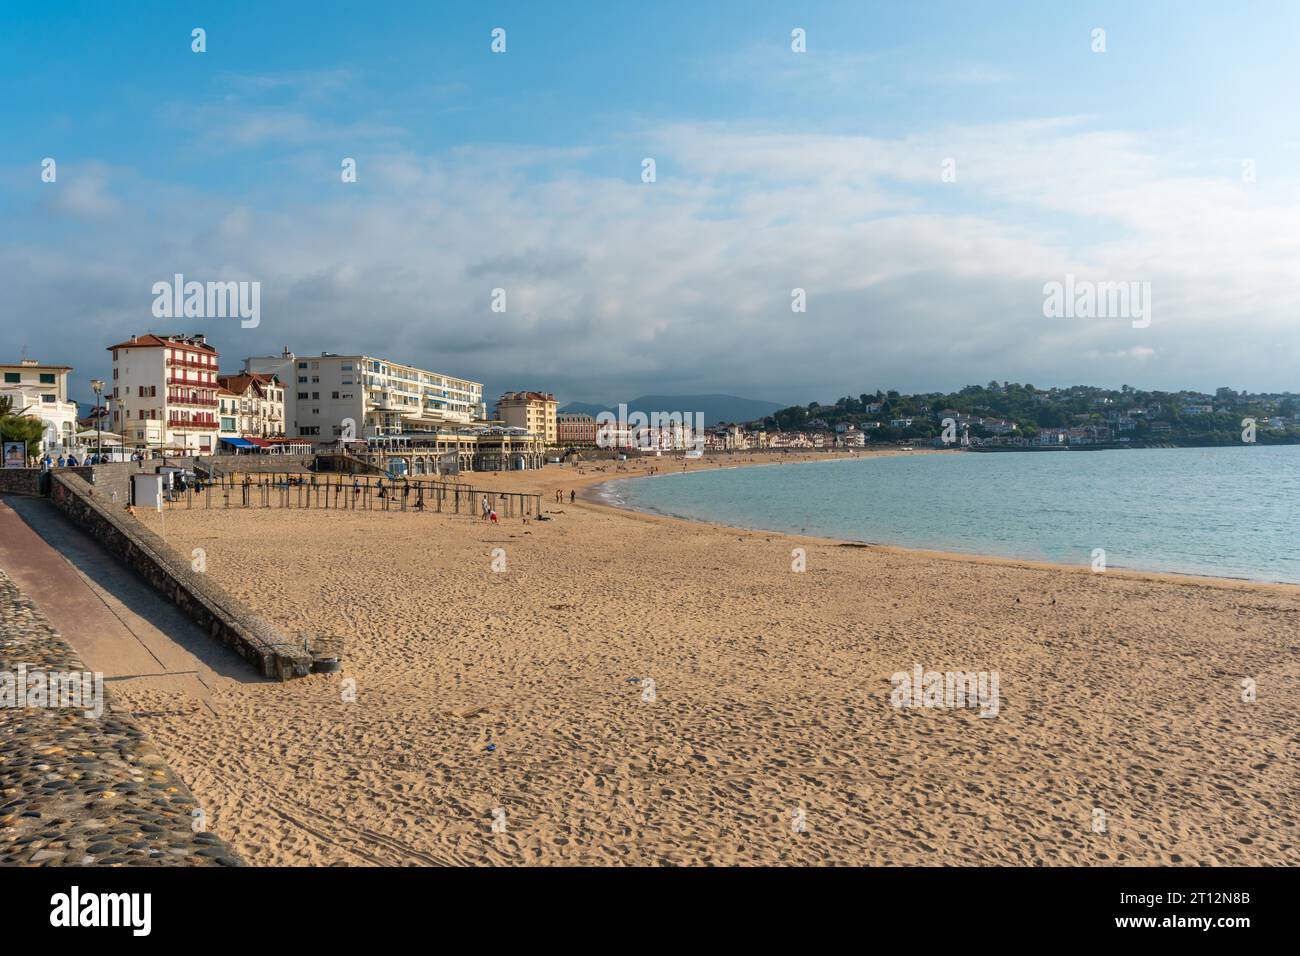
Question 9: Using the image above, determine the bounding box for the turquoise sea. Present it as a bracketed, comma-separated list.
[595, 446, 1300, 584]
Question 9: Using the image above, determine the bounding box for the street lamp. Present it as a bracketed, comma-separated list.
[90, 379, 105, 460]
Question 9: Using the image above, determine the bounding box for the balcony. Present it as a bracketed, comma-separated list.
[166, 356, 211, 370]
[168, 416, 216, 430]
[166, 374, 214, 387]
[169, 393, 217, 407]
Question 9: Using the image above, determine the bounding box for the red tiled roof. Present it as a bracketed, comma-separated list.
[106, 334, 217, 353]
[217, 372, 276, 396]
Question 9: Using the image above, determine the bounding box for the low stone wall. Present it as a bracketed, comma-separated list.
[82, 458, 201, 506]
[0, 468, 46, 496]
[47, 473, 313, 680]
[0, 569, 244, 866]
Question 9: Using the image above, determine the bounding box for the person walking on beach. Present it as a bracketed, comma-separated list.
[569, 490, 575, 503]
[481, 494, 490, 520]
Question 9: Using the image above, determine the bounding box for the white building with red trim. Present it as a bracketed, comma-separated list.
[107, 333, 220, 453]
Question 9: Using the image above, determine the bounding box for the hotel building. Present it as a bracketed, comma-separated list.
[556, 412, 598, 447]
[244, 350, 487, 439]
[0, 359, 79, 453]
[495, 391, 558, 444]
[106, 334, 220, 453]
[216, 373, 286, 439]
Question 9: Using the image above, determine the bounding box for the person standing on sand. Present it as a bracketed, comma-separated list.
[570, 490, 575, 503]
[481, 494, 490, 520]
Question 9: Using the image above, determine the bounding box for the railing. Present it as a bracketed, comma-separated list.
[169, 395, 218, 407]
[166, 374, 215, 386]
[162, 472, 543, 518]
[168, 417, 217, 429]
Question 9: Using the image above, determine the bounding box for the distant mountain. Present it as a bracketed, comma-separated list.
[559, 394, 784, 427]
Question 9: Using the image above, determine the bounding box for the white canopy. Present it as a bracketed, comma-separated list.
[76, 430, 124, 444]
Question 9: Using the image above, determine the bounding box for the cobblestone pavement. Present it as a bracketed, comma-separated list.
[0, 569, 243, 867]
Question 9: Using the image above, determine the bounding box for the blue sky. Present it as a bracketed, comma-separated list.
[3, 1, 1299, 406]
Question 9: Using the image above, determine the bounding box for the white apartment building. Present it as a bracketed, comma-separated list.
[244, 350, 486, 439]
[107, 333, 219, 453]
[0, 359, 79, 453]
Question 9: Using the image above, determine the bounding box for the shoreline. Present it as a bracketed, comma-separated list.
[576, 451, 1300, 595]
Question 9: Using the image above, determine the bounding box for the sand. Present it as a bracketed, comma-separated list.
[116, 450, 1300, 865]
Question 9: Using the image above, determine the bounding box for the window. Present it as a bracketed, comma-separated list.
[298, 376, 307, 383]
[298, 361, 307, 369]
[42, 394, 55, 403]
[331, 391, 340, 399]
[311, 392, 319, 400]
[297, 392, 308, 400]
[3, 373, 17, 383]
[39, 373, 55, 384]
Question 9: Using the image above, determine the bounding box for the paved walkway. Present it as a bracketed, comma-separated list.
[0, 567, 243, 866]
[0, 496, 260, 708]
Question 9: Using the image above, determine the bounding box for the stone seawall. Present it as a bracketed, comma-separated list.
[0, 469, 46, 496]
[0, 569, 243, 866]
[85, 458, 201, 506]
[47, 473, 313, 680]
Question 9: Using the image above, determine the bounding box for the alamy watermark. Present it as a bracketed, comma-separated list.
[1042, 274, 1151, 329]
[1, 664, 104, 719]
[151, 273, 260, 328]
[890, 665, 1000, 718]
[596, 403, 705, 452]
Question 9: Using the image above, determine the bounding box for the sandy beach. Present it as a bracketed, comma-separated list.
[118, 450, 1300, 866]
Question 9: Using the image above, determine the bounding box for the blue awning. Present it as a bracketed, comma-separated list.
[221, 437, 255, 448]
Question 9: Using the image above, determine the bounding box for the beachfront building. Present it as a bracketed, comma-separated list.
[107, 334, 219, 454]
[495, 391, 558, 445]
[216, 372, 286, 439]
[245, 350, 487, 440]
[556, 412, 598, 447]
[0, 359, 79, 453]
[217, 387, 240, 442]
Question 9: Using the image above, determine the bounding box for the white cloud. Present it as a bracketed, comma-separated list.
[8, 118, 1300, 403]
